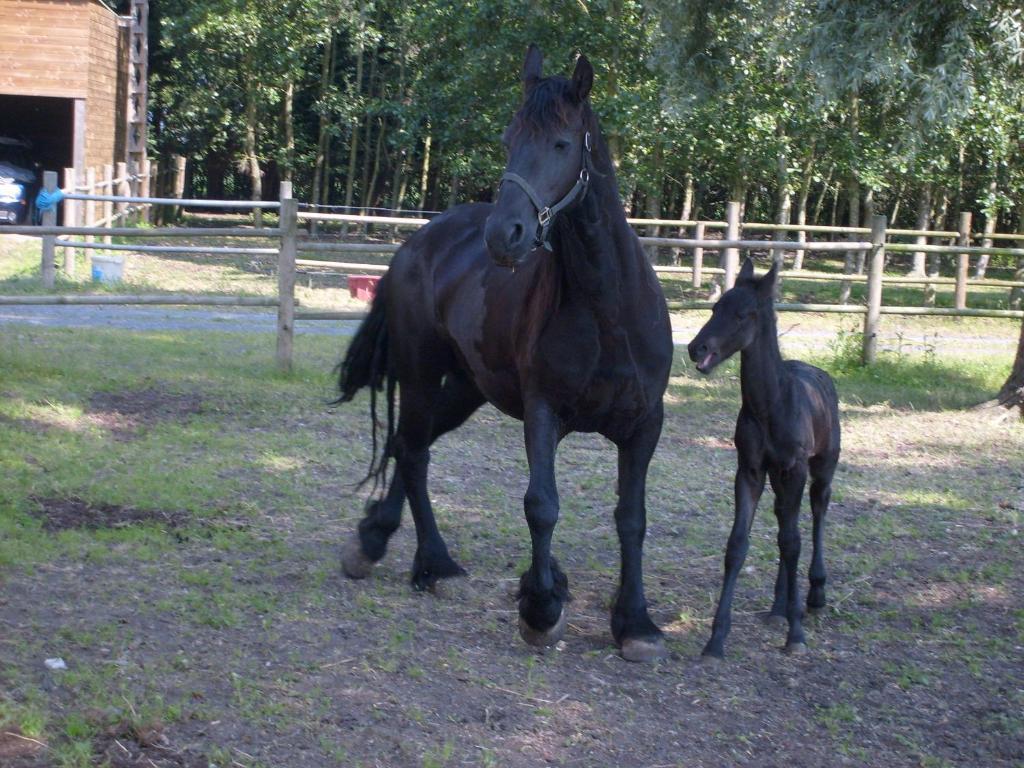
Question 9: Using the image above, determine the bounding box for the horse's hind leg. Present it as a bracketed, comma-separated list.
[342, 373, 484, 580]
[806, 457, 836, 614]
[396, 373, 477, 591]
[770, 465, 809, 653]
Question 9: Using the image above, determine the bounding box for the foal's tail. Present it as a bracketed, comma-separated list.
[336, 273, 396, 492]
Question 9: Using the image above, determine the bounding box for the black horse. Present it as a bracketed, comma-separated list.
[687, 259, 841, 658]
[336, 47, 673, 662]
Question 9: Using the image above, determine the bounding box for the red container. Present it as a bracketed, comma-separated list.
[348, 275, 381, 302]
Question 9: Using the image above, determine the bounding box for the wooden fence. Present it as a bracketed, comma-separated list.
[2, 180, 1023, 371]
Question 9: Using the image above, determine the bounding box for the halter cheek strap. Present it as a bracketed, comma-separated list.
[500, 131, 593, 250]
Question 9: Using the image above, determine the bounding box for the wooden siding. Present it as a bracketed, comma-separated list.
[0, 0, 127, 171]
[85, 1, 124, 169]
[0, 0, 92, 98]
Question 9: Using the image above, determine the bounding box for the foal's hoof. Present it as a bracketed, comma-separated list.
[518, 607, 567, 648]
[805, 603, 827, 617]
[621, 636, 668, 663]
[764, 613, 788, 630]
[340, 535, 375, 580]
[783, 641, 808, 656]
[699, 652, 722, 667]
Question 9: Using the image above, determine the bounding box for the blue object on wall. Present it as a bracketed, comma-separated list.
[35, 187, 65, 212]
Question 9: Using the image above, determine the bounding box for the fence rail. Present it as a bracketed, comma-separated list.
[5, 179, 1024, 370]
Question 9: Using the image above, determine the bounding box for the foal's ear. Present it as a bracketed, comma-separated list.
[522, 44, 544, 93]
[571, 54, 594, 102]
[738, 257, 755, 283]
[758, 262, 779, 298]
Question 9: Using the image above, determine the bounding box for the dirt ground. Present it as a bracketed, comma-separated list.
[0, 328, 1021, 768]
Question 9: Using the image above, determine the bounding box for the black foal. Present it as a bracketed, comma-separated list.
[687, 259, 841, 658]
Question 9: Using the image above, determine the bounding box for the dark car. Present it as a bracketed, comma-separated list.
[0, 137, 40, 225]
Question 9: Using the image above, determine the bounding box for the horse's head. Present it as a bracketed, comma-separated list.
[484, 45, 595, 267]
[688, 259, 777, 374]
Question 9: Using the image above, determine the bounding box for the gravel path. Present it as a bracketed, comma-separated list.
[0, 304, 1017, 356]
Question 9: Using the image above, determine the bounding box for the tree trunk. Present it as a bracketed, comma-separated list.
[839, 175, 859, 303]
[811, 162, 834, 227]
[996, 319, 1024, 416]
[772, 144, 792, 287]
[282, 79, 294, 183]
[418, 129, 432, 210]
[243, 69, 262, 228]
[976, 178, 998, 278]
[678, 173, 694, 227]
[924, 187, 950, 306]
[1009, 204, 1024, 309]
[910, 184, 931, 275]
[855, 187, 873, 274]
[343, 5, 366, 229]
[793, 145, 815, 270]
[311, 33, 333, 211]
[359, 39, 380, 215]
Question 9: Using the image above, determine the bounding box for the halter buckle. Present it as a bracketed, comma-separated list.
[537, 207, 553, 227]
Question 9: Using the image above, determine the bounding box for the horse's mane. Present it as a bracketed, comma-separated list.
[508, 76, 581, 138]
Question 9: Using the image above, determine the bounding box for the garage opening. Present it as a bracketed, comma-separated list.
[0, 95, 75, 174]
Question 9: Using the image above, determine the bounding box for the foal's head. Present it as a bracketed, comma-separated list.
[688, 259, 778, 374]
[484, 45, 595, 267]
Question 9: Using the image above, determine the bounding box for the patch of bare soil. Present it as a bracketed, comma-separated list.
[87, 386, 204, 439]
[29, 496, 189, 532]
[0, 729, 45, 765]
[94, 724, 207, 768]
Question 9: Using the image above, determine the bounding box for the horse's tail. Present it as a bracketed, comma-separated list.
[336, 273, 395, 492]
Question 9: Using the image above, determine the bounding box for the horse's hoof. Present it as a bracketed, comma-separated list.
[784, 641, 808, 656]
[340, 535, 375, 580]
[806, 603, 827, 616]
[764, 613, 788, 629]
[518, 607, 567, 648]
[699, 652, 722, 667]
[621, 636, 668, 663]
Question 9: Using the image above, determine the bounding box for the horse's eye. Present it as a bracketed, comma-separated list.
[554, 140, 570, 152]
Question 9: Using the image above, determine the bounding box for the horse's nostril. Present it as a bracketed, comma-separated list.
[510, 223, 524, 247]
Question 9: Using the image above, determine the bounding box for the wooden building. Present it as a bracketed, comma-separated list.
[0, 0, 147, 179]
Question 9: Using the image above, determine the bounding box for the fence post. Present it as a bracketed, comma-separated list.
[955, 212, 971, 310]
[115, 162, 129, 226]
[85, 167, 96, 233]
[724, 201, 740, 289]
[140, 157, 151, 223]
[862, 214, 887, 365]
[102, 164, 114, 244]
[692, 221, 705, 288]
[40, 171, 58, 289]
[62, 167, 77, 278]
[276, 197, 298, 372]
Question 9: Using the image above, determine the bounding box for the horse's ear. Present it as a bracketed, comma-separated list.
[522, 44, 544, 93]
[571, 54, 594, 102]
[738, 257, 755, 283]
[758, 262, 779, 297]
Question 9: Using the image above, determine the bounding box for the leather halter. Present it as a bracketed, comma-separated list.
[500, 131, 594, 250]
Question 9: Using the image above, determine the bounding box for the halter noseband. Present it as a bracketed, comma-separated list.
[500, 131, 594, 250]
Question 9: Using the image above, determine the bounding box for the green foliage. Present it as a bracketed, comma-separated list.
[146, 2, 1024, 234]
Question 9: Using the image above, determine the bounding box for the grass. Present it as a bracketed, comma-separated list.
[0, 321, 1021, 766]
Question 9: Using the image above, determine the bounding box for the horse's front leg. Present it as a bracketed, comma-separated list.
[517, 401, 569, 647]
[611, 404, 669, 662]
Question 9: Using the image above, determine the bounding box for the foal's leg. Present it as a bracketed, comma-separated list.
[342, 374, 484, 580]
[806, 457, 836, 614]
[770, 465, 809, 652]
[517, 401, 569, 647]
[611, 405, 668, 662]
[702, 460, 766, 660]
